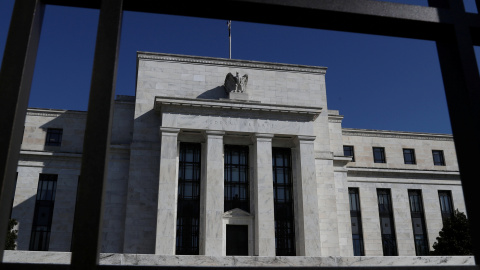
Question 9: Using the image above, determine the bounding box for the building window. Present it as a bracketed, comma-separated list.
[272, 147, 295, 256]
[408, 190, 429, 255]
[224, 145, 250, 212]
[432, 150, 445, 166]
[377, 189, 397, 256]
[373, 147, 386, 163]
[349, 188, 365, 256]
[176, 143, 201, 255]
[29, 174, 57, 251]
[438, 190, 454, 224]
[403, 149, 416, 165]
[343, 145, 355, 162]
[45, 128, 63, 146]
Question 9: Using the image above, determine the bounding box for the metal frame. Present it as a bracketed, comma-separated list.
[1, 0, 479, 269]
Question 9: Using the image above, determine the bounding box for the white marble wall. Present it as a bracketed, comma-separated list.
[333, 162, 354, 256]
[342, 129, 458, 171]
[14, 156, 82, 251]
[293, 136, 322, 256]
[346, 179, 466, 255]
[22, 109, 86, 153]
[315, 157, 341, 256]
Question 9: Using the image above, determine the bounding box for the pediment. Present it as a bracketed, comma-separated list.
[223, 208, 251, 218]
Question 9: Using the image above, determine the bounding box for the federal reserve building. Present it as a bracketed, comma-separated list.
[5, 52, 473, 267]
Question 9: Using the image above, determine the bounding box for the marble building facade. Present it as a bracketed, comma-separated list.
[6, 53, 470, 265]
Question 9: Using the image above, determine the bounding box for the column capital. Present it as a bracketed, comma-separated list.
[296, 135, 316, 142]
[203, 130, 225, 138]
[252, 133, 274, 142]
[159, 127, 180, 136]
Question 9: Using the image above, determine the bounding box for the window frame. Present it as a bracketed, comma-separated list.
[175, 142, 202, 255]
[343, 145, 355, 162]
[408, 189, 429, 256]
[438, 190, 454, 225]
[349, 188, 365, 256]
[45, 128, 63, 147]
[432, 150, 446, 166]
[377, 188, 398, 256]
[29, 174, 58, 251]
[373, 147, 386, 164]
[224, 145, 250, 213]
[272, 147, 296, 256]
[403, 148, 416, 165]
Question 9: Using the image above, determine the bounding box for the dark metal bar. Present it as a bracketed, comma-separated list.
[429, 0, 480, 265]
[41, 0, 480, 42]
[0, 0, 44, 261]
[70, 0, 123, 269]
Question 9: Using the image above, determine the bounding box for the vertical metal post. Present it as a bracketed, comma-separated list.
[0, 0, 44, 260]
[70, 0, 123, 269]
[429, 0, 480, 264]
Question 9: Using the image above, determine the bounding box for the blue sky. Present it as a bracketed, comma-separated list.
[1, 0, 479, 134]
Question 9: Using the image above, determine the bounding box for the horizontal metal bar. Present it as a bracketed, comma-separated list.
[41, 0, 480, 42]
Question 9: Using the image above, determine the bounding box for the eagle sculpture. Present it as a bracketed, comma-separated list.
[224, 72, 248, 93]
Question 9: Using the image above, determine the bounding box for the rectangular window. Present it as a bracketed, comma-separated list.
[30, 174, 57, 251]
[349, 188, 365, 256]
[438, 190, 454, 224]
[343, 145, 355, 162]
[377, 189, 397, 256]
[432, 150, 445, 166]
[272, 147, 295, 256]
[373, 147, 386, 163]
[224, 145, 250, 212]
[408, 190, 429, 255]
[45, 128, 63, 146]
[403, 149, 416, 165]
[176, 143, 201, 255]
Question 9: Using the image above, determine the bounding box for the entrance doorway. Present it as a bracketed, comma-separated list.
[226, 225, 248, 256]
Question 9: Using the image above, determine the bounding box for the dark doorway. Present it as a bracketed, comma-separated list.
[226, 225, 248, 256]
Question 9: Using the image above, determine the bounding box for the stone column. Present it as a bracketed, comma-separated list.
[293, 135, 322, 256]
[200, 130, 224, 256]
[155, 127, 180, 255]
[252, 133, 276, 256]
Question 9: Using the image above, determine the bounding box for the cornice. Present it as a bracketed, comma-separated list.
[342, 128, 453, 141]
[27, 108, 87, 119]
[138, 52, 327, 74]
[155, 96, 322, 120]
[328, 115, 344, 123]
[347, 166, 460, 176]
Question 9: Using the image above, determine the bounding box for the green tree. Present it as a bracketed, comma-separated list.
[5, 219, 18, 250]
[430, 210, 473, 255]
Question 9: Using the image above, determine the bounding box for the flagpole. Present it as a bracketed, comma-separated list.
[228, 20, 232, 59]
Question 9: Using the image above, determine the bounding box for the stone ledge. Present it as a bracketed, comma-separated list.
[348, 166, 460, 175]
[155, 96, 322, 120]
[3, 251, 475, 267]
[342, 128, 454, 141]
[138, 52, 327, 74]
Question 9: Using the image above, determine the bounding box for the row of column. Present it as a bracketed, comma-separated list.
[155, 127, 322, 256]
